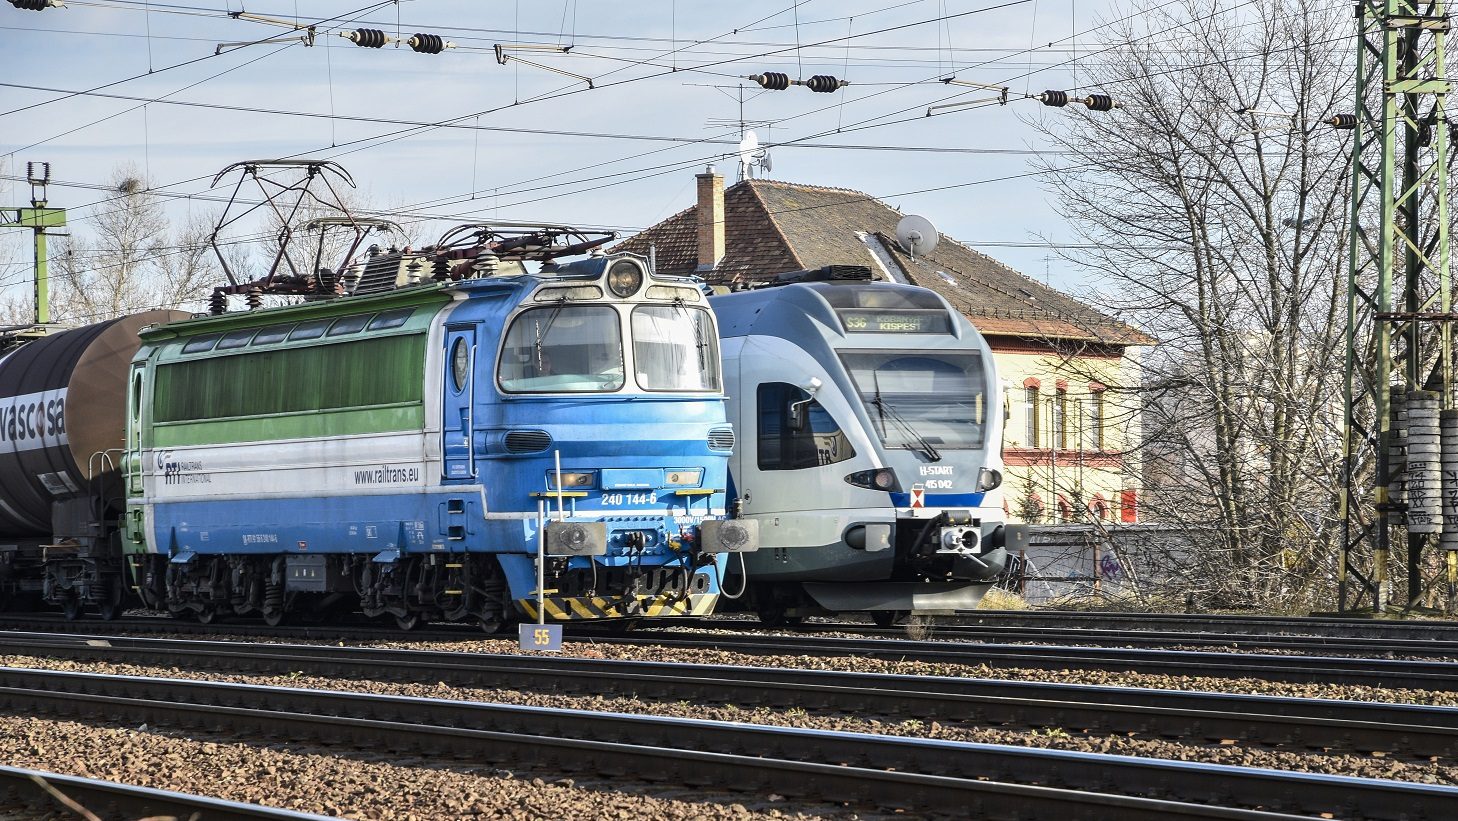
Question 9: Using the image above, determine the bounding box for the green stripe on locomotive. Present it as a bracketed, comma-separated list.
[137, 288, 448, 447]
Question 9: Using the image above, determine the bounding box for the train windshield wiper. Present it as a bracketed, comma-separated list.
[871, 372, 941, 462]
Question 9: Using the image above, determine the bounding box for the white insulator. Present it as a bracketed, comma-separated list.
[1405, 391, 1443, 533]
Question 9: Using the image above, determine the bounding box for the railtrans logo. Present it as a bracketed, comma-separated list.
[155, 450, 212, 485]
[353, 464, 421, 485]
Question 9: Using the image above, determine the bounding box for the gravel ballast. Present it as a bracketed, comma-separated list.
[0, 711, 863, 820]
[3, 648, 1456, 791]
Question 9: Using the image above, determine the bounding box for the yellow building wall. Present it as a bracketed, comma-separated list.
[988, 344, 1142, 525]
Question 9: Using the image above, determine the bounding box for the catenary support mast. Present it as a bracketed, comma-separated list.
[1340, 2, 1454, 613]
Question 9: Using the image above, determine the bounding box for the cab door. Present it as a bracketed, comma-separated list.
[442, 326, 477, 481]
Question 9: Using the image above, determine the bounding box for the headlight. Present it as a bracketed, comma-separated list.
[664, 468, 703, 486]
[545, 470, 595, 489]
[844, 468, 900, 492]
[978, 467, 1002, 491]
[606, 259, 644, 298]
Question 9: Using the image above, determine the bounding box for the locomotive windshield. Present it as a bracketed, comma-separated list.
[499, 306, 625, 392]
[839, 351, 987, 451]
[631, 305, 721, 391]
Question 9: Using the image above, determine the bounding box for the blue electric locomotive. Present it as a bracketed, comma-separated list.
[121, 221, 757, 629]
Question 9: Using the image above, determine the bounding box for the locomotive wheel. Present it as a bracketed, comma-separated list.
[755, 607, 802, 628]
[871, 610, 906, 628]
[60, 597, 82, 621]
[196, 607, 218, 625]
[262, 609, 286, 627]
[478, 615, 506, 634]
[394, 612, 423, 631]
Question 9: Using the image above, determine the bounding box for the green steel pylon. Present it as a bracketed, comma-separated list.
[0, 162, 65, 325]
[1340, 2, 1454, 613]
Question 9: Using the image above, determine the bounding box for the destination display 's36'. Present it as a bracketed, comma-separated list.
[837, 309, 951, 334]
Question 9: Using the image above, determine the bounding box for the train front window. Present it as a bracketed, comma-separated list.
[839, 351, 987, 451]
[631, 305, 720, 391]
[498, 306, 624, 393]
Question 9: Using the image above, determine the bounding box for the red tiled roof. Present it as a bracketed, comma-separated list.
[614, 178, 1154, 347]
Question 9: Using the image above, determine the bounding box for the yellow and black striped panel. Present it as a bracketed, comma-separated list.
[517, 593, 718, 621]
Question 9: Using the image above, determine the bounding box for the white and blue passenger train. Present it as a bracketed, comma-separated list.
[711, 266, 1012, 625]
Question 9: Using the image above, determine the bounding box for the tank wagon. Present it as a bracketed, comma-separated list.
[710, 267, 1012, 625]
[0, 312, 187, 618]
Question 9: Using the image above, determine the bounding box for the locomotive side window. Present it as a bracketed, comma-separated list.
[215, 329, 256, 350]
[251, 323, 294, 345]
[327, 314, 372, 336]
[757, 382, 856, 471]
[288, 319, 331, 341]
[181, 333, 222, 354]
[631, 305, 720, 392]
[368, 308, 414, 330]
[498, 306, 624, 393]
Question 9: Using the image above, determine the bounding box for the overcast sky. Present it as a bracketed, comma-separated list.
[1, 0, 1122, 311]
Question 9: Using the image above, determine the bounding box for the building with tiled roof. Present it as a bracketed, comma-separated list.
[616, 170, 1154, 525]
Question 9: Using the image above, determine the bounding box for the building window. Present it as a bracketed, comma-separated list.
[1024, 385, 1040, 448]
[1054, 388, 1067, 450]
[1089, 389, 1105, 450]
[1056, 495, 1073, 523]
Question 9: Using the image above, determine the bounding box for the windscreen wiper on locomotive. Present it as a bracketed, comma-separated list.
[871, 372, 941, 462]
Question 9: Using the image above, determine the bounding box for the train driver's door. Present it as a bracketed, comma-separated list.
[442, 326, 477, 480]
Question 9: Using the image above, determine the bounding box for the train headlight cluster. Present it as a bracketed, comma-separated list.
[978, 467, 1003, 491]
[545, 471, 595, 489]
[664, 469, 703, 486]
[606, 260, 644, 298]
[844, 467, 900, 492]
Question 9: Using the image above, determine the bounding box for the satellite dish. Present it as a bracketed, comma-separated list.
[738, 129, 760, 179]
[896, 214, 939, 258]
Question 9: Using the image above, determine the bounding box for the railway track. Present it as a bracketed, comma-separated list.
[4, 613, 1458, 689]
[5, 631, 1458, 760]
[746, 622, 1458, 658]
[2, 664, 1452, 820]
[0, 764, 325, 820]
[945, 609, 1458, 641]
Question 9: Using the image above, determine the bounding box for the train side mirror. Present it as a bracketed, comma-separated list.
[787, 377, 823, 432]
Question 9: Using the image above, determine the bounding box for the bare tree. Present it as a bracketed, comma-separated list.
[50, 166, 217, 323]
[1030, 0, 1354, 607]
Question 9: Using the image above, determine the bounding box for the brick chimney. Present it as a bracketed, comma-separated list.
[696, 165, 725, 272]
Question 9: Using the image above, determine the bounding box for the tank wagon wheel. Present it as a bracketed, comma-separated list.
[871, 611, 907, 628]
[60, 597, 82, 622]
[195, 607, 219, 625]
[394, 612, 423, 631]
[97, 599, 121, 622]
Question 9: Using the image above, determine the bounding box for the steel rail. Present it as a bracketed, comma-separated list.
[3, 665, 1450, 820]
[4, 614, 1457, 688]
[595, 631, 1458, 689]
[0, 764, 329, 820]
[953, 610, 1458, 641]
[752, 623, 1458, 658]
[5, 631, 1458, 759]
